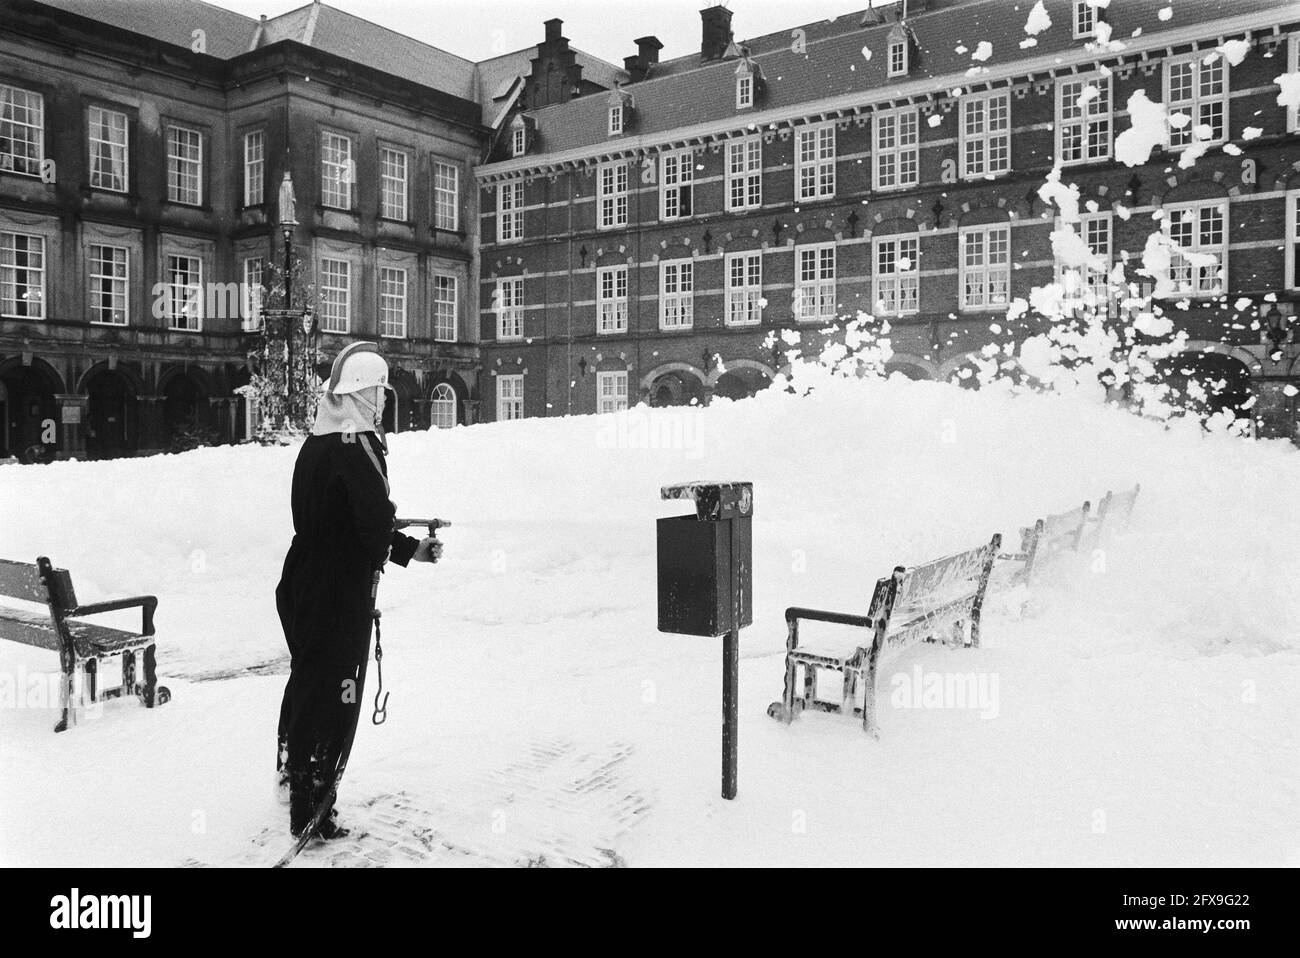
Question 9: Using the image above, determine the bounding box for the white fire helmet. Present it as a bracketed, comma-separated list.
[327, 341, 389, 396]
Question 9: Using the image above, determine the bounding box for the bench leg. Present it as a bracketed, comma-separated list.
[841, 666, 857, 715]
[121, 650, 136, 700]
[54, 656, 75, 733]
[134, 644, 170, 708]
[85, 657, 98, 703]
[861, 632, 884, 739]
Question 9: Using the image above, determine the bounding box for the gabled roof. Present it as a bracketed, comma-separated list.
[33, 0, 259, 59]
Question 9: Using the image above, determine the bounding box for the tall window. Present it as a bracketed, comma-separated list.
[1287, 191, 1300, 291]
[241, 256, 264, 331]
[243, 130, 264, 207]
[320, 132, 353, 210]
[873, 107, 918, 191]
[495, 278, 523, 340]
[660, 149, 694, 221]
[796, 124, 836, 201]
[1164, 201, 1227, 296]
[960, 91, 1010, 179]
[166, 254, 203, 331]
[597, 265, 628, 334]
[89, 105, 128, 192]
[1056, 213, 1113, 314]
[872, 236, 920, 316]
[1073, 1, 1096, 39]
[598, 162, 628, 229]
[434, 162, 460, 231]
[498, 181, 524, 242]
[379, 266, 407, 338]
[1289, 36, 1300, 133]
[1057, 75, 1112, 165]
[0, 231, 45, 319]
[167, 125, 203, 205]
[497, 375, 524, 421]
[1165, 54, 1227, 148]
[660, 260, 693, 330]
[736, 74, 754, 110]
[597, 371, 628, 413]
[795, 244, 836, 322]
[431, 383, 457, 429]
[318, 257, 351, 332]
[89, 244, 129, 326]
[433, 274, 457, 342]
[888, 37, 908, 77]
[1, 85, 44, 176]
[726, 137, 762, 212]
[380, 148, 409, 221]
[959, 225, 1010, 310]
[511, 127, 526, 158]
[726, 251, 763, 327]
[608, 105, 623, 136]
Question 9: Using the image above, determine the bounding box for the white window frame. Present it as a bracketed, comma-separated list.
[166, 254, 203, 331]
[598, 162, 629, 229]
[380, 148, 409, 221]
[1056, 74, 1112, 166]
[1055, 212, 1114, 314]
[725, 251, 763, 327]
[659, 259, 694, 331]
[318, 257, 351, 333]
[431, 382, 457, 429]
[960, 90, 1010, 180]
[1073, 1, 1096, 39]
[433, 273, 458, 342]
[959, 224, 1011, 311]
[796, 123, 836, 201]
[0, 230, 45, 319]
[498, 180, 524, 242]
[597, 370, 629, 414]
[1289, 35, 1300, 134]
[511, 126, 526, 158]
[726, 136, 762, 212]
[434, 161, 460, 231]
[243, 130, 264, 207]
[660, 149, 694, 221]
[89, 105, 128, 193]
[320, 131, 353, 210]
[497, 374, 524, 421]
[89, 244, 129, 326]
[795, 243, 836, 323]
[495, 277, 523, 341]
[0, 84, 45, 177]
[1163, 200, 1228, 297]
[736, 74, 754, 110]
[1164, 52, 1228, 150]
[608, 105, 623, 136]
[888, 38, 908, 77]
[379, 266, 407, 338]
[873, 106, 919, 192]
[166, 125, 203, 206]
[241, 255, 263, 331]
[597, 265, 628, 334]
[1287, 189, 1300, 291]
[872, 235, 920, 317]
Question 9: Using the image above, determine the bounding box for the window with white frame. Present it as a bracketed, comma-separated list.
[318, 257, 351, 332]
[497, 374, 524, 421]
[241, 256, 263, 331]
[495, 278, 523, 340]
[797, 124, 836, 201]
[660, 260, 693, 330]
[597, 265, 628, 334]
[89, 244, 129, 326]
[795, 243, 836, 322]
[1056, 212, 1113, 313]
[736, 74, 754, 110]
[960, 91, 1010, 179]
[1164, 201, 1227, 296]
[1, 85, 45, 176]
[498, 181, 524, 242]
[608, 105, 623, 136]
[873, 107, 919, 191]
[726, 137, 762, 212]
[166, 125, 203, 205]
[872, 235, 920, 316]
[243, 130, 264, 207]
[959, 224, 1010, 310]
[166, 254, 203, 331]
[1057, 75, 1112, 165]
[726, 251, 763, 326]
[1073, 1, 1096, 39]
[511, 126, 526, 158]
[1287, 190, 1300, 290]
[434, 273, 457, 342]
[597, 370, 628, 413]
[1289, 36, 1300, 133]
[1165, 53, 1227, 149]
[380, 148, 408, 221]
[0, 231, 44, 318]
[379, 266, 407, 338]
[434, 162, 459, 231]
[320, 131, 353, 209]
[660, 149, 694, 220]
[431, 382, 457, 429]
[888, 37, 908, 77]
[89, 105, 128, 192]
[598, 162, 629, 229]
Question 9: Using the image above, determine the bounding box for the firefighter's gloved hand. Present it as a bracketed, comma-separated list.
[413, 537, 443, 564]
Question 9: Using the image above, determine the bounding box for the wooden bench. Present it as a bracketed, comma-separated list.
[0, 557, 170, 731]
[1000, 500, 1091, 585]
[1085, 484, 1141, 548]
[767, 534, 1001, 738]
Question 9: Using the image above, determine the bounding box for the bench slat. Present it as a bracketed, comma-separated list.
[0, 559, 77, 608]
[0, 607, 149, 657]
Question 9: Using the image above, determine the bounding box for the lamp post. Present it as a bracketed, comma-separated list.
[278, 171, 299, 415]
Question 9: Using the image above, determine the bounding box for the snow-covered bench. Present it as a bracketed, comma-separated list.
[1084, 484, 1141, 548]
[0, 556, 170, 732]
[768, 534, 1001, 738]
[1000, 500, 1091, 585]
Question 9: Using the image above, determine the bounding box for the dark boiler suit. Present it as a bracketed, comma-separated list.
[274, 429, 418, 830]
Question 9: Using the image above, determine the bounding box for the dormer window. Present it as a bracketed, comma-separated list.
[1073, 1, 1096, 39]
[607, 89, 632, 137]
[609, 105, 623, 136]
[511, 126, 526, 158]
[737, 74, 754, 109]
[887, 23, 909, 77]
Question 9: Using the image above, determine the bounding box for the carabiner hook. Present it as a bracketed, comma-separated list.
[372, 689, 389, 726]
[371, 613, 389, 725]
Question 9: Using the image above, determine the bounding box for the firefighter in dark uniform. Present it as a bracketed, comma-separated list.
[274, 342, 442, 838]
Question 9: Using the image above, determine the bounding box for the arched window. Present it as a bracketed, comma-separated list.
[431, 383, 457, 429]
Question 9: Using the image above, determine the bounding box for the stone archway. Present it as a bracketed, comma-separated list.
[711, 360, 775, 401]
[85, 367, 141, 457]
[0, 357, 63, 461]
[643, 362, 708, 408]
[1153, 351, 1254, 423]
[885, 352, 939, 381]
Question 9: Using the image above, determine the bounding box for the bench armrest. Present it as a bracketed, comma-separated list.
[785, 606, 875, 629]
[69, 595, 157, 636]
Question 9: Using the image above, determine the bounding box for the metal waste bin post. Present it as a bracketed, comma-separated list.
[657, 481, 753, 800]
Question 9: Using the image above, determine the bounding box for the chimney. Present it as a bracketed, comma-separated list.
[544, 18, 563, 43]
[700, 5, 733, 62]
[624, 35, 663, 82]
